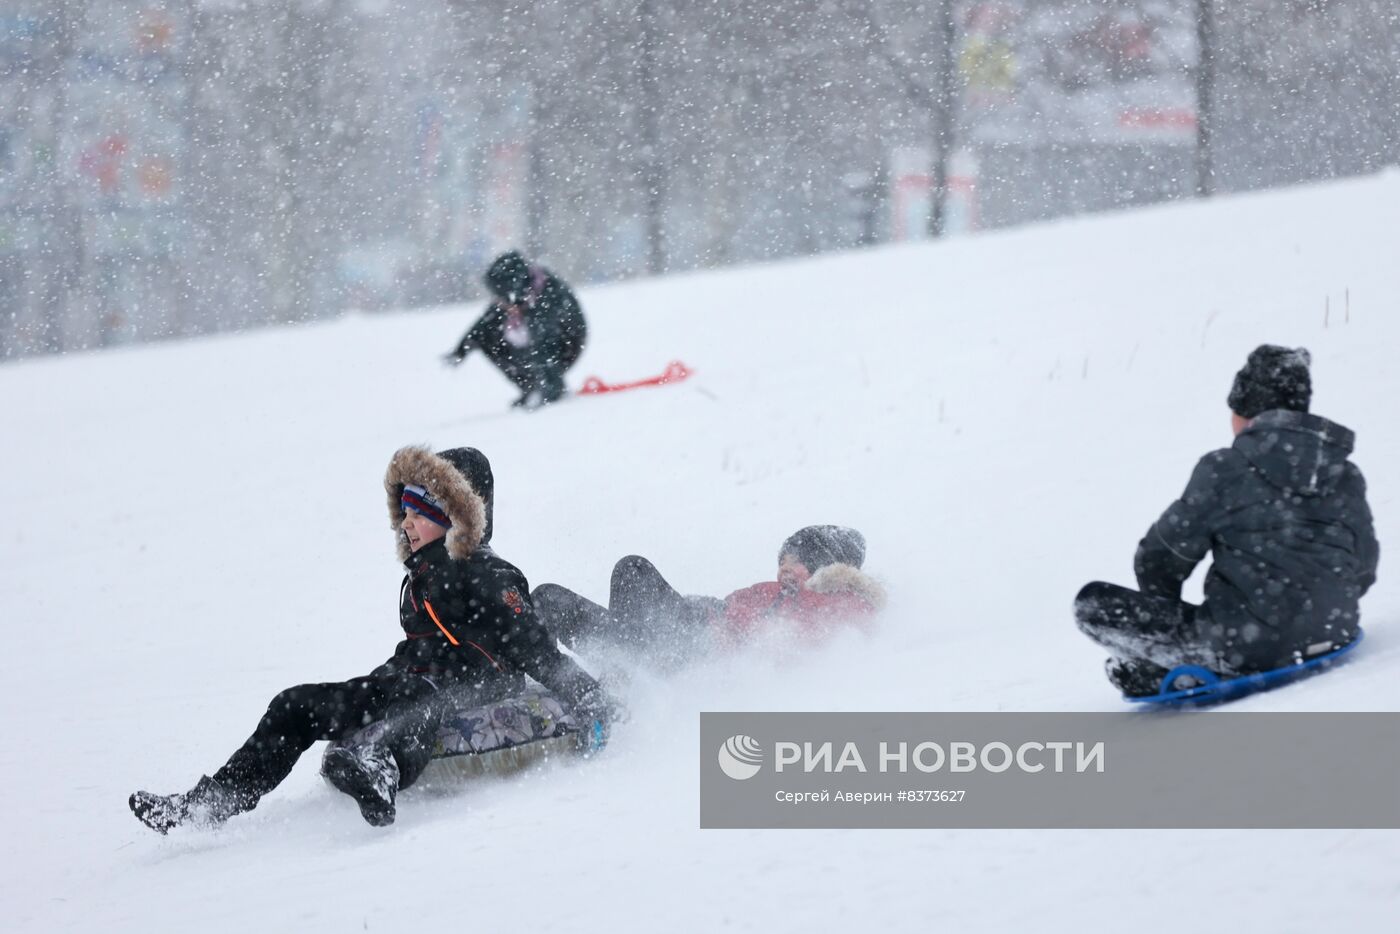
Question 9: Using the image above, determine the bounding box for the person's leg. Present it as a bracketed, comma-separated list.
[1074, 581, 1220, 694]
[478, 342, 539, 400]
[323, 681, 504, 825]
[538, 367, 567, 404]
[525, 341, 572, 404]
[131, 673, 435, 831]
[539, 335, 584, 403]
[610, 555, 689, 635]
[372, 682, 494, 792]
[532, 582, 613, 645]
[609, 556, 718, 666]
[320, 691, 436, 815]
[561, 334, 584, 371]
[211, 674, 434, 804]
[1074, 582, 1211, 664]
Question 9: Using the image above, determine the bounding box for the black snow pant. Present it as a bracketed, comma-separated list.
[480, 337, 582, 403]
[533, 555, 721, 667]
[1074, 581, 1227, 684]
[211, 672, 439, 812]
[328, 680, 501, 791]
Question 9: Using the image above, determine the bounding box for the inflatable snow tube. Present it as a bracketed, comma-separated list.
[322, 689, 592, 788]
[422, 688, 591, 784]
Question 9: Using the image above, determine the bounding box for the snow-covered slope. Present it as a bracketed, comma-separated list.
[3, 172, 1398, 933]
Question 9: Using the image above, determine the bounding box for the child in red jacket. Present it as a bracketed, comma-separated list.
[534, 525, 885, 668]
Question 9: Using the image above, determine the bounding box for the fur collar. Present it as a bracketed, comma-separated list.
[385, 445, 486, 562]
[806, 563, 887, 609]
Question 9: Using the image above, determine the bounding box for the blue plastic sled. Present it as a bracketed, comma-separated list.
[1126, 630, 1364, 706]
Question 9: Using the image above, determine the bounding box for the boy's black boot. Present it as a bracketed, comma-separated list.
[1105, 657, 1172, 697]
[322, 745, 400, 827]
[129, 775, 244, 833]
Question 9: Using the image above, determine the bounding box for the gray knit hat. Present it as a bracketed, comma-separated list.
[779, 525, 866, 572]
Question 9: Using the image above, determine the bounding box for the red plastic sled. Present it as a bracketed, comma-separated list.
[577, 360, 694, 395]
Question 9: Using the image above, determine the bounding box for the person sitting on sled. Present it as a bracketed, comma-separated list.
[1075, 345, 1379, 696]
[532, 525, 886, 668]
[130, 445, 614, 831]
[443, 250, 587, 409]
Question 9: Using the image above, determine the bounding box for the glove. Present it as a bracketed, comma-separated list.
[586, 718, 609, 753]
[576, 686, 628, 753]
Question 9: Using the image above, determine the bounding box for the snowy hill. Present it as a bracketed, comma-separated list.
[3, 172, 1398, 933]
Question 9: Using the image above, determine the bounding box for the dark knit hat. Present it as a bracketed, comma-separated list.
[401, 484, 452, 528]
[1227, 344, 1312, 419]
[484, 251, 531, 304]
[779, 525, 866, 572]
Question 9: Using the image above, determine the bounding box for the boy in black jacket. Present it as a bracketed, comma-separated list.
[130, 445, 610, 831]
[444, 251, 587, 409]
[1075, 345, 1379, 696]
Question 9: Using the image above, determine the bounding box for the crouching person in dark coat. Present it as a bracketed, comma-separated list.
[1075, 345, 1379, 696]
[130, 445, 612, 832]
[444, 250, 587, 409]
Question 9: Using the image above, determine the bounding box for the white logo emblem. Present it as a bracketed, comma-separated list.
[718, 734, 763, 780]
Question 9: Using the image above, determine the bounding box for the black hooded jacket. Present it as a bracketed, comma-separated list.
[453, 267, 586, 365]
[374, 446, 603, 714]
[1135, 410, 1379, 670]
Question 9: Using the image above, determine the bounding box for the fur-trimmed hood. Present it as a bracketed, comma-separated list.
[385, 445, 492, 562]
[806, 563, 887, 610]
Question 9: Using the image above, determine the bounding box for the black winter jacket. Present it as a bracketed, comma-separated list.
[377, 445, 605, 717]
[453, 269, 586, 364]
[1135, 409, 1379, 670]
[376, 538, 601, 712]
